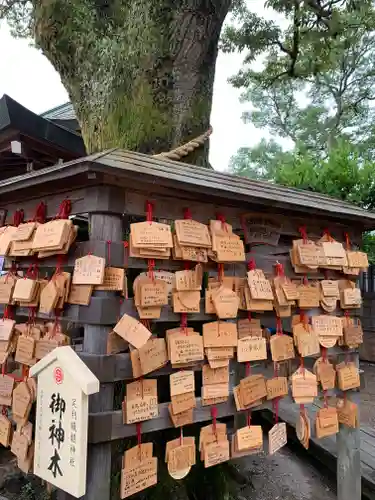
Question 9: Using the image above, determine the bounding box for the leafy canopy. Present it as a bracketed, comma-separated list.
[224, 0, 375, 211]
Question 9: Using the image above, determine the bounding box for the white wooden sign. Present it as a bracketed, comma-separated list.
[30, 346, 99, 498]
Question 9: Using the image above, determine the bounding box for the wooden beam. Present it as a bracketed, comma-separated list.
[88, 396, 240, 444]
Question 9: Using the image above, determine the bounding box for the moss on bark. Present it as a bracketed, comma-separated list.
[34, 0, 231, 166]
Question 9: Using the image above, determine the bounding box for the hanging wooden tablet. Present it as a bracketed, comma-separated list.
[296, 409, 310, 449]
[175, 219, 211, 248]
[291, 368, 317, 404]
[0, 414, 12, 447]
[297, 283, 320, 309]
[0, 374, 14, 406]
[32, 219, 72, 251]
[237, 318, 263, 339]
[169, 332, 204, 365]
[236, 425, 263, 452]
[346, 251, 368, 269]
[67, 284, 93, 306]
[237, 337, 267, 362]
[173, 291, 200, 313]
[120, 457, 158, 499]
[337, 362, 360, 391]
[139, 278, 168, 307]
[270, 334, 295, 362]
[171, 392, 196, 415]
[167, 442, 195, 479]
[336, 398, 358, 428]
[72, 255, 105, 285]
[240, 374, 267, 406]
[0, 275, 16, 304]
[15, 335, 36, 366]
[114, 314, 151, 349]
[316, 360, 336, 390]
[13, 278, 37, 302]
[168, 405, 194, 427]
[247, 269, 273, 300]
[204, 439, 230, 468]
[170, 371, 195, 397]
[203, 321, 238, 348]
[212, 286, 240, 319]
[316, 407, 339, 438]
[11, 431, 29, 461]
[95, 267, 125, 291]
[123, 443, 153, 470]
[269, 422, 287, 455]
[0, 319, 15, 342]
[131, 221, 173, 248]
[12, 382, 32, 426]
[125, 379, 159, 424]
[39, 280, 59, 315]
[266, 377, 288, 400]
[138, 338, 168, 375]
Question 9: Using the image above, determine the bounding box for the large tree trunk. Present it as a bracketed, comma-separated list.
[34, 0, 231, 167]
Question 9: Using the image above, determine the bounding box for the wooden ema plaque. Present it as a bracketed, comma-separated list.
[202, 321, 238, 348]
[211, 286, 240, 319]
[269, 422, 287, 455]
[237, 337, 267, 362]
[120, 458, 158, 499]
[336, 398, 358, 428]
[173, 291, 200, 313]
[291, 368, 317, 404]
[125, 379, 158, 424]
[240, 374, 267, 406]
[0, 414, 12, 447]
[0, 374, 15, 406]
[316, 407, 339, 438]
[32, 219, 72, 251]
[296, 409, 310, 449]
[0, 275, 16, 304]
[171, 392, 196, 415]
[140, 280, 168, 307]
[114, 314, 151, 349]
[337, 362, 360, 391]
[311, 315, 343, 337]
[175, 219, 211, 248]
[266, 377, 288, 400]
[168, 405, 194, 428]
[247, 269, 273, 300]
[170, 371, 195, 397]
[169, 333, 204, 364]
[95, 267, 125, 291]
[138, 338, 168, 375]
[123, 443, 153, 470]
[72, 255, 105, 285]
[270, 334, 295, 362]
[67, 284, 93, 306]
[131, 221, 173, 249]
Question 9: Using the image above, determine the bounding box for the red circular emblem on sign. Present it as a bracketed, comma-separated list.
[54, 367, 64, 385]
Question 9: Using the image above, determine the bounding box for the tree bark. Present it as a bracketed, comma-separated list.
[34, 0, 231, 166]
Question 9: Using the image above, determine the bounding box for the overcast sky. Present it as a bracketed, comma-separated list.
[0, 4, 279, 172]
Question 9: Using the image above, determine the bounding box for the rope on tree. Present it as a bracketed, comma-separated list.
[153, 126, 213, 161]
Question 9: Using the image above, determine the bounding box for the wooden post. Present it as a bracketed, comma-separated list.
[58, 211, 123, 500]
[337, 352, 361, 500]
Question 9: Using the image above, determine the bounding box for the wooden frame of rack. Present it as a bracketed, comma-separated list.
[0, 149, 372, 500]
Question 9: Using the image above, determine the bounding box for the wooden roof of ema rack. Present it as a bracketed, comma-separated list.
[1, 147, 375, 229]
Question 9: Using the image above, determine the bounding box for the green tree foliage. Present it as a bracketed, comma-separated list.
[224, 0, 375, 211]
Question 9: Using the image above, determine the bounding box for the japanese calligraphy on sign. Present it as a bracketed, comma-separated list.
[30, 346, 99, 498]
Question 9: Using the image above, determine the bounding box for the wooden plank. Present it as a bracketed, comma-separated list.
[3, 185, 125, 221]
[80, 213, 123, 500]
[88, 396, 242, 444]
[79, 352, 205, 382]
